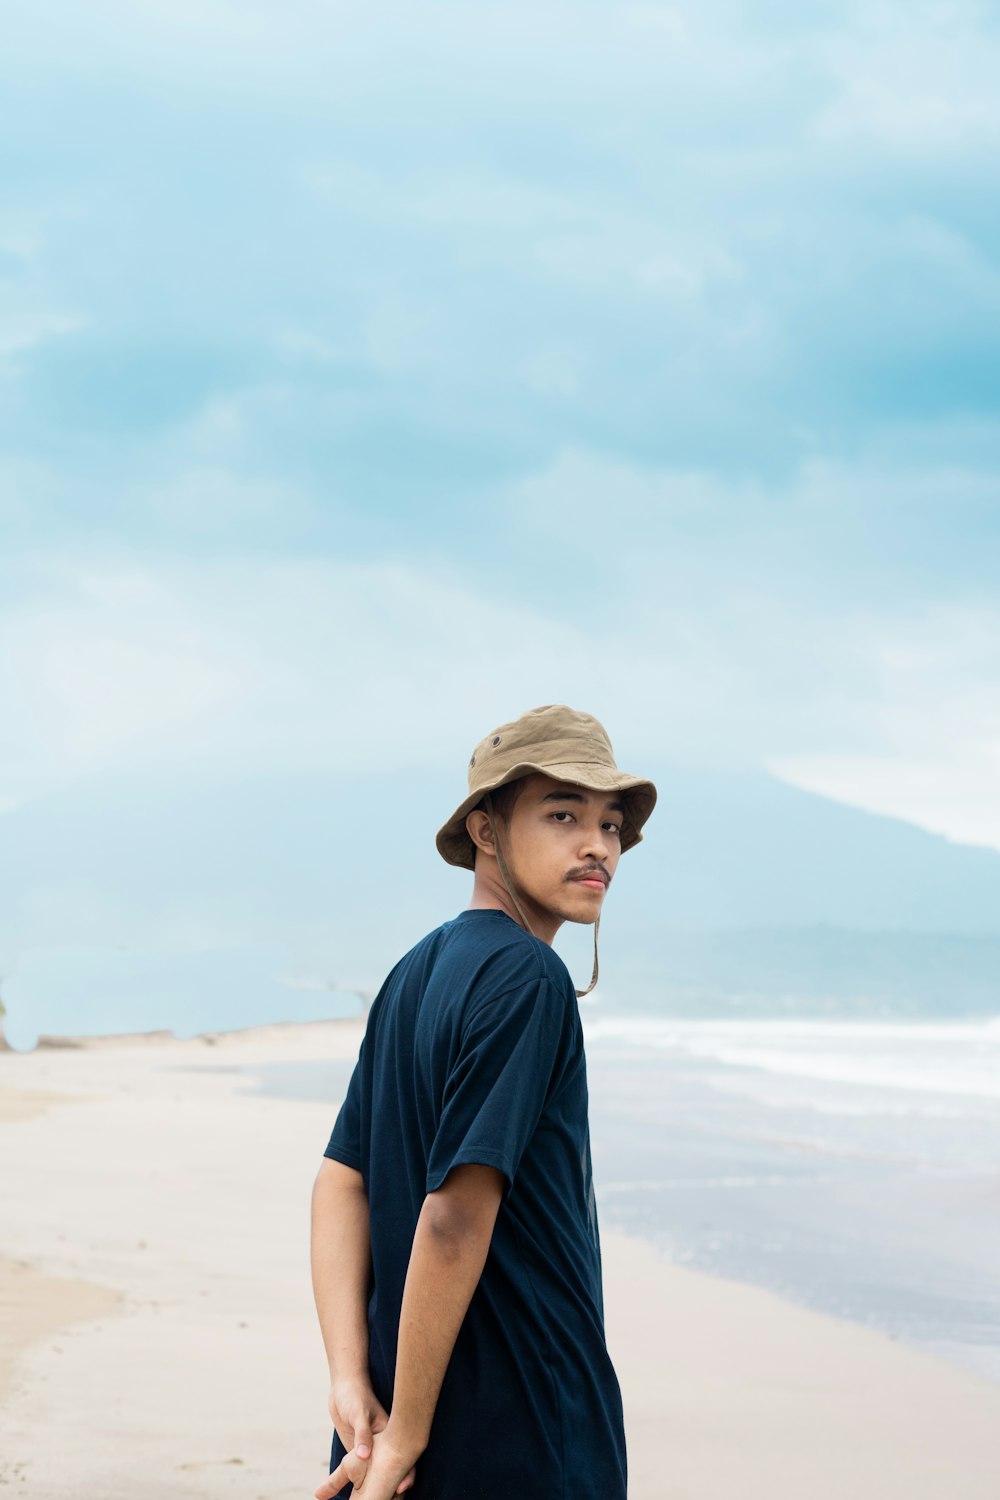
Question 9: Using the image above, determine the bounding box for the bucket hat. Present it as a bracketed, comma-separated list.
[436, 704, 657, 871]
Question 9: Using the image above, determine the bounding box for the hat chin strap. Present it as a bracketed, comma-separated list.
[484, 794, 600, 1000]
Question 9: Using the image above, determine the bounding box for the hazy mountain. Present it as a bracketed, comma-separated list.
[626, 763, 1000, 933]
[2, 759, 998, 1045]
[599, 763, 1000, 1015]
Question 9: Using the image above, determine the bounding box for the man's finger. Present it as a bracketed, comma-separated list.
[354, 1417, 373, 1461]
[314, 1447, 367, 1500]
[314, 1460, 346, 1500]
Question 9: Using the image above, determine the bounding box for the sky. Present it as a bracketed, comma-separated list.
[2, 0, 999, 863]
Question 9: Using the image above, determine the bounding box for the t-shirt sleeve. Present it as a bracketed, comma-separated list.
[425, 974, 569, 1195]
[324, 1051, 363, 1172]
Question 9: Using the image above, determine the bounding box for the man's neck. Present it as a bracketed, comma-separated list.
[466, 880, 561, 946]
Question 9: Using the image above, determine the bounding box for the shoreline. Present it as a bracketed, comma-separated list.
[7, 1003, 999, 1058]
[1, 1012, 369, 1056]
[3, 1026, 1000, 1498]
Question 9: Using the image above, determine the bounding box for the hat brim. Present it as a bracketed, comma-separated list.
[435, 760, 657, 870]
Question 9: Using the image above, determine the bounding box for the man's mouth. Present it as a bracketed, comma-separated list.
[569, 868, 609, 888]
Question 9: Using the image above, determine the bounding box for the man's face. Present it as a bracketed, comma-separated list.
[499, 772, 624, 928]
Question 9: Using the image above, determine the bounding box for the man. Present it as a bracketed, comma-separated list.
[311, 704, 656, 1499]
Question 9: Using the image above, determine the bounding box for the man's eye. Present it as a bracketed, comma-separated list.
[552, 810, 574, 822]
[604, 822, 622, 835]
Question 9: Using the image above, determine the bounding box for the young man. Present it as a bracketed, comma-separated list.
[311, 704, 656, 1499]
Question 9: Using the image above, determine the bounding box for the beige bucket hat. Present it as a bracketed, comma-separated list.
[436, 704, 657, 871]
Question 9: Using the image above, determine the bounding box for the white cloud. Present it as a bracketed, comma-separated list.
[0, 566, 244, 784]
[143, 465, 312, 534]
[531, 221, 744, 308]
[0, 551, 618, 810]
[767, 750, 1000, 852]
[2, 0, 998, 858]
[815, 6, 1000, 150]
[0, 310, 83, 365]
[503, 446, 1000, 849]
[4, 524, 999, 851]
[767, 601, 1000, 850]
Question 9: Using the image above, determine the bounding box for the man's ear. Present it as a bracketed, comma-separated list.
[465, 809, 497, 860]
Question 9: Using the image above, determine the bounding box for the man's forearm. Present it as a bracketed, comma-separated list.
[385, 1164, 504, 1459]
[313, 1166, 504, 1500]
[311, 1158, 372, 1380]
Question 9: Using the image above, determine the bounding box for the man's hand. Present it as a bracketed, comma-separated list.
[315, 1161, 502, 1500]
[327, 1374, 389, 1469]
[315, 1427, 418, 1500]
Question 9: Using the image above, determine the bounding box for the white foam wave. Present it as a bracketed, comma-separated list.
[583, 1015, 1000, 1100]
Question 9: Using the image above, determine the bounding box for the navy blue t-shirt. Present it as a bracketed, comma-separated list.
[323, 908, 627, 1499]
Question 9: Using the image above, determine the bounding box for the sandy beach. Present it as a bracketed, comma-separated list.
[2, 1020, 1000, 1500]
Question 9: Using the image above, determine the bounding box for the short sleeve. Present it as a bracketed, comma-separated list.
[324, 1052, 363, 1171]
[425, 975, 569, 1195]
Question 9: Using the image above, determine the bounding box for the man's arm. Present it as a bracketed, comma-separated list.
[311, 1158, 372, 1386]
[311, 1158, 388, 1462]
[315, 1162, 505, 1500]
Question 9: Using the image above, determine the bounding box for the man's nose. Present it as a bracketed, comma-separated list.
[579, 822, 610, 861]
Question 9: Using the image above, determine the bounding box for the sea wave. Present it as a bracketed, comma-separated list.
[582, 1014, 1000, 1099]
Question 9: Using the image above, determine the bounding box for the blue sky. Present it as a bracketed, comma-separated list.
[2, 0, 999, 854]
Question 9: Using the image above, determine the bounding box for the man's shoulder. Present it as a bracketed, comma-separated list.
[397, 910, 575, 1004]
[449, 912, 577, 1007]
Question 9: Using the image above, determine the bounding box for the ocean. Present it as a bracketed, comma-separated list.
[583, 1015, 1000, 1384]
[248, 1013, 1000, 1386]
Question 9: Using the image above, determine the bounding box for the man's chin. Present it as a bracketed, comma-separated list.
[557, 896, 606, 927]
[522, 886, 606, 928]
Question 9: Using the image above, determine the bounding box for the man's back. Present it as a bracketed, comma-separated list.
[325, 908, 627, 1498]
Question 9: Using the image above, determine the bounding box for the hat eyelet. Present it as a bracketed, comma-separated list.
[469, 754, 476, 767]
[492, 735, 502, 746]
